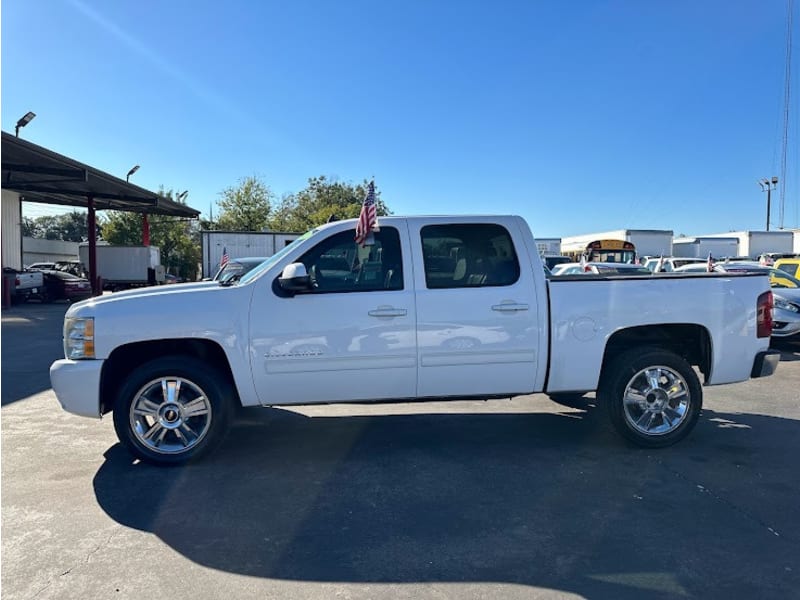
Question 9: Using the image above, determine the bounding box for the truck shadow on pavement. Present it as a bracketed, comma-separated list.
[93, 406, 800, 599]
[771, 339, 800, 361]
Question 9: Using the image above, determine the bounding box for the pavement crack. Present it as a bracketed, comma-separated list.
[84, 530, 117, 563]
[28, 530, 118, 599]
[31, 581, 53, 599]
[651, 454, 795, 544]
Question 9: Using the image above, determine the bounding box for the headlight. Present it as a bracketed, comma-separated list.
[64, 317, 95, 359]
[773, 297, 800, 313]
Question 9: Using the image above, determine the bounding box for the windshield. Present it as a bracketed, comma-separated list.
[590, 249, 637, 263]
[237, 229, 317, 284]
[768, 267, 800, 288]
[214, 259, 268, 283]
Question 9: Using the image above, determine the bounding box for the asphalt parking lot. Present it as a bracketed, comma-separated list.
[2, 301, 800, 600]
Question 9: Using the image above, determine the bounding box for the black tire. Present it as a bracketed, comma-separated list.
[112, 356, 233, 465]
[599, 347, 702, 448]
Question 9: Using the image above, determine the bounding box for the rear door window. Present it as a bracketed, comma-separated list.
[420, 224, 520, 289]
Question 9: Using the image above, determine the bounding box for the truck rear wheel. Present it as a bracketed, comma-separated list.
[112, 356, 233, 465]
[600, 348, 702, 448]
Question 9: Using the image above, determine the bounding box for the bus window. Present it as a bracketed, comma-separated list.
[585, 240, 636, 263]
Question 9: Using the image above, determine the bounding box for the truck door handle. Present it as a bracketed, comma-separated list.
[491, 303, 529, 312]
[368, 307, 407, 318]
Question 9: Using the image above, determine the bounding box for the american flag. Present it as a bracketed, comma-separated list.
[220, 247, 229, 268]
[706, 252, 714, 273]
[354, 180, 377, 246]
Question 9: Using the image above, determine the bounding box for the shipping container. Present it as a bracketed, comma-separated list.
[201, 231, 301, 278]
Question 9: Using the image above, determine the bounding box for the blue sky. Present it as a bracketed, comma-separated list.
[2, 0, 797, 238]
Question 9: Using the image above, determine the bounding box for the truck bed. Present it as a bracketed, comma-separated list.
[546, 271, 770, 391]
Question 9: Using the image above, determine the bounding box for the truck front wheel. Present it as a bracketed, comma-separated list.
[112, 356, 233, 465]
[600, 348, 702, 448]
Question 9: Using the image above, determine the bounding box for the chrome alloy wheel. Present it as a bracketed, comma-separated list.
[622, 366, 690, 436]
[129, 377, 213, 454]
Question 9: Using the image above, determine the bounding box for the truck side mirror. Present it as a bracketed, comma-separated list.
[279, 263, 312, 292]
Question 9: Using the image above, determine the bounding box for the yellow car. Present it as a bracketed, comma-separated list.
[774, 257, 800, 279]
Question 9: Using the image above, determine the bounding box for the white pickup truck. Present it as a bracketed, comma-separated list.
[50, 216, 780, 465]
[4, 267, 45, 303]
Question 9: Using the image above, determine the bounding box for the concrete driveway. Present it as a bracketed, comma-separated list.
[3, 301, 800, 600]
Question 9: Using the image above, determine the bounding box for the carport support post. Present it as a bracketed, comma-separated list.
[87, 194, 99, 296]
[142, 213, 150, 246]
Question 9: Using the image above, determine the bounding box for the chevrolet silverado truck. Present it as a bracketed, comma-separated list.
[50, 216, 780, 465]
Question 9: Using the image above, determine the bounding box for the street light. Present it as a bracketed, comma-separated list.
[126, 165, 140, 182]
[15, 111, 36, 137]
[758, 176, 779, 231]
[176, 190, 189, 202]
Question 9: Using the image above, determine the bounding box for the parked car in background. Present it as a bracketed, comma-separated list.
[27, 262, 57, 271]
[29, 260, 87, 278]
[675, 261, 800, 339]
[164, 273, 185, 284]
[212, 257, 268, 283]
[644, 257, 707, 272]
[774, 257, 800, 279]
[54, 260, 86, 278]
[543, 255, 571, 270]
[551, 262, 652, 276]
[3, 267, 45, 303]
[36, 270, 92, 303]
[758, 252, 798, 266]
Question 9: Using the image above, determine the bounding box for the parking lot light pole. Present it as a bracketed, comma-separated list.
[126, 165, 140, 182]
[758, 177, 779, 231]
[125, 165, 151, 246]
[15, 112, 36, 137]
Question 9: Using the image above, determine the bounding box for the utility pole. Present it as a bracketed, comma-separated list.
[758, 177, 779, 231]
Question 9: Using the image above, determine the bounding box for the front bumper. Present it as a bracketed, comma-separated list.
[771, 304, 800, 338]
[751, 350, 781, 378]
[771, 319, 800, 338]
[50, 359, 104, 418]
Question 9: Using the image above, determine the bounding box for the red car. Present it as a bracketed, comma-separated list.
[37, 270, 92, 302]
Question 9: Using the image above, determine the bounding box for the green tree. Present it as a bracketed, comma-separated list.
[22, 211, 89, 241]
[271, 176, 391, 232]
[100, 189, 201, 280]
[216, 175, 274, 231]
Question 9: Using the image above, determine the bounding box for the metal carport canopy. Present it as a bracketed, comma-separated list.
[1, 131, 199, 217]
[1, 130, 200, 293]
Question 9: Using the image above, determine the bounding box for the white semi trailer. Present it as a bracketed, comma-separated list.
[671, 237, 739, 259]
[695, 231, 794, 259]
[78, 244, 165, 291]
